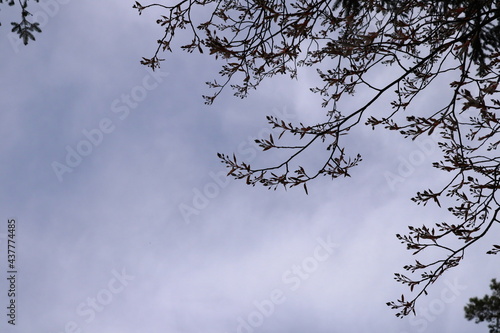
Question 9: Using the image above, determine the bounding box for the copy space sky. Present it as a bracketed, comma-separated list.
[0, 1, 498, 333]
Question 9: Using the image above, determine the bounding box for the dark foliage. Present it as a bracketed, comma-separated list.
[465, 279, 500, 333]
[1, 0, 41, 44]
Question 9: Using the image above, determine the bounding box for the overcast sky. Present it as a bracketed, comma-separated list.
[0, 1, 498, 333]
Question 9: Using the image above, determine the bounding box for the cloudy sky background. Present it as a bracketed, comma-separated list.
[0, 1, 498, 332]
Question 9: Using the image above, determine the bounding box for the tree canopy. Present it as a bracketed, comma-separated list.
[465, 278, 500, 333]
[136, 0, 500, 317]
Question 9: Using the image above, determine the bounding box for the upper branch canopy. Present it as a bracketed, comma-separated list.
[137, 0, 500, 317]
